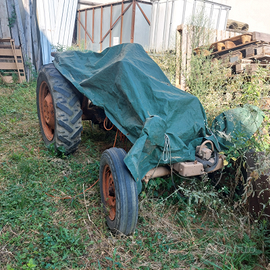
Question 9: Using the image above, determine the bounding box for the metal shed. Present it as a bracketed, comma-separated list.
[77, 0, 152, 52]
[77, 0, 231, 52]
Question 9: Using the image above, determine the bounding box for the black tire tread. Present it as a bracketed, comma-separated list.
[36, 63, 82, 154]
[99, 148, 138, 235]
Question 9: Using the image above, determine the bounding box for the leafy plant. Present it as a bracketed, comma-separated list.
[8, 5, 16, 28]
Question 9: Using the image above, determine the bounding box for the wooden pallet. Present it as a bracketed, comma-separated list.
[210, 34, 253, 52]
[235, 62, 270, 75]
[252, 32, 270, 43]
[219, 51, 243, 65]
[0, 38, 26, 83]
[237, 44, 270, 60]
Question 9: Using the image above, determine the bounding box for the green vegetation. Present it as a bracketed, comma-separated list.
[0, 47, 270, 270]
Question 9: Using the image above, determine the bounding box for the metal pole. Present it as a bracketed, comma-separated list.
[100, 6, 103, 51]
[92, 8, 95, 42]
[209, 3, 214, 29]
[224, 8, 229, 31]
[130, 0, 136, 43]
[110, 4, 113, 46]
[153, 1, 160, 51]
[216, 6, 222, 30]
[85, 10, 87, 48]
[191, 0, 197, 23]
[181, 0, 187, 25]
[120, 0, 124, 44]
[162, 0, 168, 51]
[167, 0, 174, 50]
[78, 10, 81, 46]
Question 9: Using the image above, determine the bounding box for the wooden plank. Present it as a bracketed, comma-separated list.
[252, 55, 270, 61]
[0, 48, 23, 56]
[220, 51, 242, 65]
[6, 0, 20, 46]
[14, 0, 27, 76]
[210, 33, 252, 51]
[225, 41, 236, 49]
[10, 38, 24, 82]
[0, 56, 23, 62]
[256, 45, 270, 56]
[252, 32, 270, 43]
[235, 63, 270, 75]
[221, 29, 226, 40]
[0, 37, 25, 82]
[246, 46, 256, 57]
[0, 0, 11, 38]
[0, 62, 24, 69]
[235, 63, 249, 73]
[211, 40, 258, 56]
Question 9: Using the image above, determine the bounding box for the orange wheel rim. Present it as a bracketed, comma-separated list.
[102, 164, 116, 220]
[39, 81, 55, 141]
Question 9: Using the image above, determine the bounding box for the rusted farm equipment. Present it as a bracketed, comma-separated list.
[36, 43, 264, 235]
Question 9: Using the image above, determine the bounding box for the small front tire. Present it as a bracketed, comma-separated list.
[99, 148, 138, 235]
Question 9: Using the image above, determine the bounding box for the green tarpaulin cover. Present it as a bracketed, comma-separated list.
[211, 104, 264, 150]
[53, 43, 263, 191]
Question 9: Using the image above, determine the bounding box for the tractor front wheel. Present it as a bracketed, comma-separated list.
[99, 148, 138, 235]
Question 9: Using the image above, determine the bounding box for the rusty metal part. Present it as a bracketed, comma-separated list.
[44, 94, 55, 128]
[102, 164, 116, 220]
[173, 161, 204, 177]
[103, 117, 114, 131]
[39, 81, 55, 141]
[81, 96, 106, 124]
[130, 0, 136, 43]
[142, 154, 224, 181]
[142, 167, 171, 183]
[196, 140, 214, 160]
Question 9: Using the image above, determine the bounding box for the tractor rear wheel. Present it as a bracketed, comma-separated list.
[36, 64, 83, 154]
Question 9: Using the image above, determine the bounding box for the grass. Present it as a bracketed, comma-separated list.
[0, 78, 269, 270]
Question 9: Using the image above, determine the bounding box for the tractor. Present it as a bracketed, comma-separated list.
[36, 43, 263, 235]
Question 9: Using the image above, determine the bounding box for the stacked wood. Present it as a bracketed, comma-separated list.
[227, 19, 249, 31]
[208, 31, 270, 76]
[176, 24, 243, 89]
[0, 38, 26, 83]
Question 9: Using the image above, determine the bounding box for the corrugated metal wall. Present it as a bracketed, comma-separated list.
[37, 0, 78, 64]
[150, 0, 231, 51]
